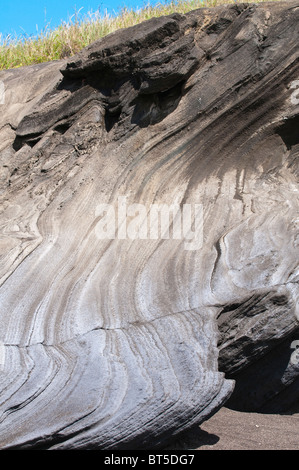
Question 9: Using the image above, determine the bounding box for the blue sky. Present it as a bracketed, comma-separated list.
[0, 0, 157, 37]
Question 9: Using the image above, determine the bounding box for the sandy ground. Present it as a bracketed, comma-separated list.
[167, 407, 299, 450]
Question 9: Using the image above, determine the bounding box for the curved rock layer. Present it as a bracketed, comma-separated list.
[0, 1, 298, 448]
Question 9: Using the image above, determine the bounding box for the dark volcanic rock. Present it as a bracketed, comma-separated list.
[0, 1, 298, 449]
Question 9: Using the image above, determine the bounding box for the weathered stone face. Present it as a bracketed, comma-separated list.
[0, 1, 298, 449]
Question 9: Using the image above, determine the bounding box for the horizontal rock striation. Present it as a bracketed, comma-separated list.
[0, 1, 298, 448]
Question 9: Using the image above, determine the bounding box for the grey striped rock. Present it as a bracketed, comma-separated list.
[0, 0, 298, 449]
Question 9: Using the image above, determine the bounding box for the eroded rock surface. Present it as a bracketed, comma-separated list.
[0, 1, 298, 449]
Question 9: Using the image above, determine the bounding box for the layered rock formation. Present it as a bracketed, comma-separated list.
[0, 0, 298, 449]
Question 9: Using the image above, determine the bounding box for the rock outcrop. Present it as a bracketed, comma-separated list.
[0, 1, 298, 449]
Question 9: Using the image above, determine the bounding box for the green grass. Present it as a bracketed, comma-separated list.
[0, 0, 278, 70]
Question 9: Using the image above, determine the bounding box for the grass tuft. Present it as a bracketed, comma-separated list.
[0, 0, 279, 70]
